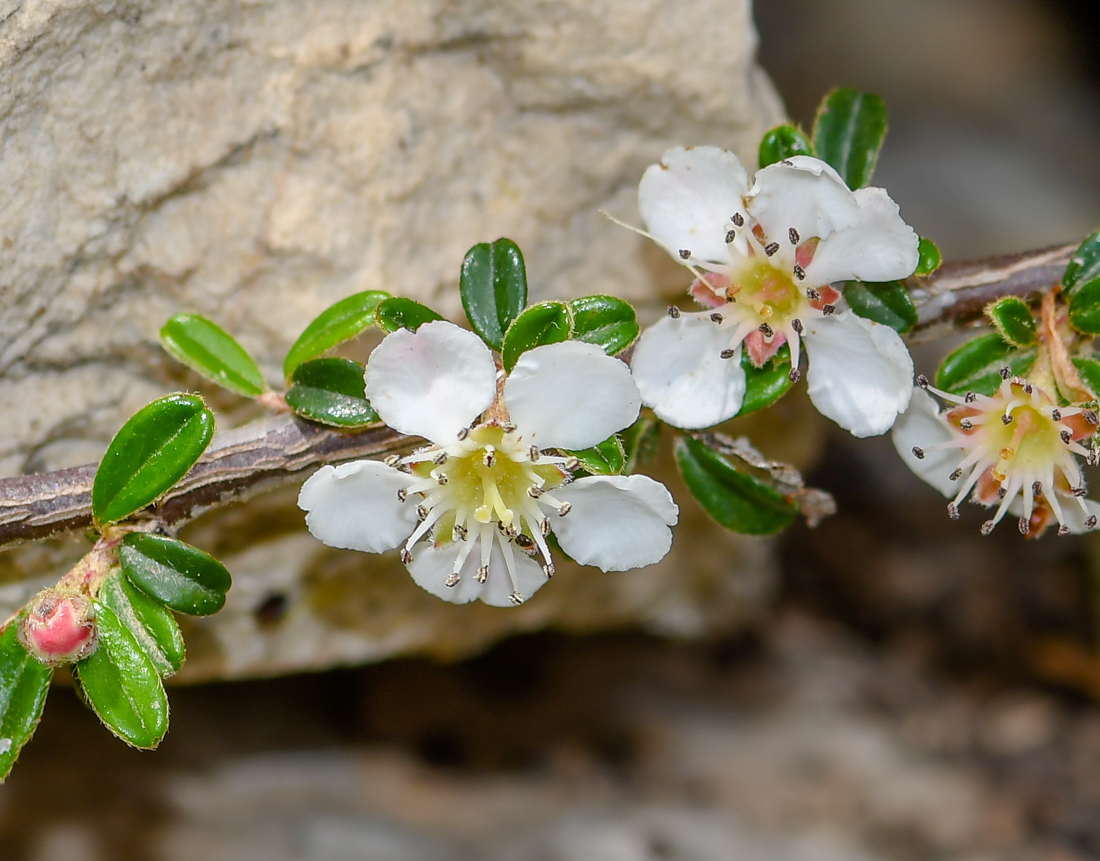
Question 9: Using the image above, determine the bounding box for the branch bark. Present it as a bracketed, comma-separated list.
[0, 241, 1077, 551]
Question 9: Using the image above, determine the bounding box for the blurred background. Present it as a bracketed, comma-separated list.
[5, 1, 1100, 859]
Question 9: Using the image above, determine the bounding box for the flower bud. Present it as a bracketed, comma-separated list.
[18, 591, 97, 666]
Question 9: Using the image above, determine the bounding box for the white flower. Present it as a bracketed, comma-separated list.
[892, 375, 1100, 536]
[298, 320, 680, 607]
[629, 147, 920, 437]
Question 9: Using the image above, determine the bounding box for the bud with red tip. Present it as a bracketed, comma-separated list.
[17, 590, 97, 666]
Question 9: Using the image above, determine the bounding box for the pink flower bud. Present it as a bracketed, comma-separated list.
[18, 591, 97, 666]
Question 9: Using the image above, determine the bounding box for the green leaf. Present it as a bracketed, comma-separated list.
[92, 394, 215, 527]
[1072, 357, 1100, 398]
[99, 572, 185, 677]
[935, 332, 1037, 396]
[738, 345, 794, 416]
[844, 280, 918, 333]
[914, 237, 942, 276]
[566, 435, 625, 476]
[568, 295, 640, 355]
[160, 314, 267, 397]
[621, 415, 661, 474]
[674, 436, 798, 535]
[120, 533, 231, 616]
[74, 603, 168, 749]
[374, 297, 444, 333]
[1062, 228, 1100, 299]
[985, 296, 1037, 346]
[1068, 281, 1100, 335]
[460, 239, 528, 351]
[811, 88, 888, 189]
[1, 621, 52, 781]
[758, 124, 813, 169]
[283, 291, 389, 378]
[285, 358, 378, 428]
[501, 301, 573, 371]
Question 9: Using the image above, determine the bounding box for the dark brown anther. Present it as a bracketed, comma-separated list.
[950, 468, 963, 480]
[1088, 515, 1098, 529]
[764, 242, 780, 257]
[788, 368, 801, 383]
[1032, 481, 1043, 498]
[710, 312, 724, 323]
[668, 305, 681, 318]
[916, 374, 929, 388]
[947, 502, 960, 520]
[791, 318, 804, 334]
[793, 265, 806, 280]
[515, 533, 534, 549]
[912, 446, 925, 460]
[725, 230, 736, 244]
[1051, 409, 1061, 421]
[1061, 429, 1073, 443]
[1086, 410, 1099, 426]
[720, 349, 736, 359]
[980, 520, 996, 536]
[678, 248, 692, 260]
[400, 548, 413, 564]
[822, 304, 836, 316]
[1019, 516, 1030, 535]
[999, 367, 1011, 380]
[1058, 525, 1072, 536]
[1001, 413, 1013, 425]
[965, 392, 977, 403]
[997, 487, 1007, 499]
[788, 227, 799, 244]
[731, 212, 744, 226]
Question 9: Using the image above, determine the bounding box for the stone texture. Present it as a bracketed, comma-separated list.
[1, 0, 786, 677]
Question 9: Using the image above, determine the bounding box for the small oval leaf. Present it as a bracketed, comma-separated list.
[844, 280, 917, 333]
[120, 534, 231, 616]
[75, 603, 169, 749]
[285, 358, 379, 428]
[935, 332, 1037, 397]
[621, 415, 661, 474]
[986, 296, 1037, 346]
[1068, 280, 1100, 335]
[811, 88, 888, 189]
[460, 239, 528, 351]
[501, 301, 574, 371]
[99, 571, 185, 677]
[568, 295, 640, 355]
[758, 124, 813, 169]
[92, 395, 215, 527]
[1072, 357, 1100, 398]
[374, 297, 444, 333]
[1063, 228, 1100, 298]
[284, 291, 389, 378]
[914, 237, 942, 276]
[160, 314, 267, 396]
[566, 435, 625, 476]
[675, 436, 798, 535]
[738, 345, 793, 416]
[1, 620, 52, 781]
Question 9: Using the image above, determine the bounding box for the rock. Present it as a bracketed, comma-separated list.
[0, 0, 785, 677]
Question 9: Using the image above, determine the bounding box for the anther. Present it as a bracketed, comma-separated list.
[950, 468, 963, 481]
[1001, 413, 1013, 425]
[400, 549, 413, 564]
[911, 446, 925, 460]
[916, 374, 929, 388]
[527, 486, 543, 499]
[965, 392, 977, 403]
[731, 213, 745, 227]
[476, 565, 489, 583]
[788, 368, 801, 383]
[1058, 525, 1072, 536]
[710, 312, 724, 323]
[999, 367, 1011, 380]
[509, 592, 525, 606]
[806, 288, 821, 301]
[980, 520, 996, 536]
[558, 502, 572, 516]
[997, 487, 1007, 499]
[1033, 481, 1043, 498]
[1061, 429, 1073, 443]
[436, 473, 449, 485]
[725, 230, 736, 244]
[1024, 383, 1034, 395]
[764, 242, 780, 257]
[759, 322, 774, 338]
[453, 524, 468, 540]
[501, 422, 517, 433]
[1051, 409, 1062, 421]
[457, 427, 469, 441]
[720, 349, 736, 359]
[563, 456, 581, 471]
[396, 488, 408, 502]
[1075, 486, 1088, 497]
[791, 318, 804, 334]
[484, 448, 495, 467]
[530, 445, 540, 462]
[788, 227, 800, 244]
[668, 306, 681, 319]
[678, 249, 691, 260]
[384, 454, 401, 466]
[416, 504, 429, 521]
[432, 451, 448, 464]
[543, 564, 555, 578]
[947, 502, 960, 520]
[445, 573, 460, 587]
[1088, 515, 1098, 529]
[1019, 517, 1030, 536]
[960, 419, 973, 430]
[822, 304, 836, 316]
[1086, 410, 1099, 426]
[515, 533, 533, 549]
[540, 518, 551, 535]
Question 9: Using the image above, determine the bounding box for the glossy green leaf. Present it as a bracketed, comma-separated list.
[811, 88, 888, 189]
[1062, 228, 1100, 299]
[738, 344, 794, 416]
[914, 237, 942, 276]
[621, 415, 661, 474]
[501, 301, 573, 371]
[160, 314, 267, 396]
[374, 297, 444, 333]
[935, 332, 1037, 397]
[120, 533, 231, 616]
[568, 295, 640, 355]
[1, 621, 52, 781]
[75, 603, 168, 749]
[283, 291, 389, 378]
[758, 124, 813, 169]
[460, 239, 528, 351]
[985, 296, 1037, 346]
[1072, 357, 1100, 398]
[285, 358, 378, 428]
[566, 435, 625, 476]
[675, 436, 798, 535]
[844, 280, 917, 333]
[99, 572, 185, 677]
[92, 395, 215, 527]
[1068, 280, 1100, 335]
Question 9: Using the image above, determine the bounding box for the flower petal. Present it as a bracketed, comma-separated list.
[637, 146, 748, 268]
[553, 475, 679, 572]
[747, 156, 861, 247]
[804, 311, 914, 437]
[629, 314, 746, 429]
[298, 460, 418, 553]
[890, 387, 960, 497]
[406, 537, 549, 606]
[804, 187, 919, 286]
[364, 320, 498, 443]
[504, 340, 641, 450]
